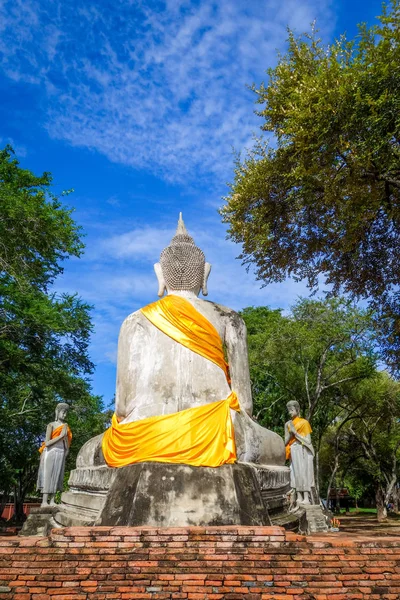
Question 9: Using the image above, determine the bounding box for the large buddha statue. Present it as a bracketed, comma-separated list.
[54, 215, 290, 529]
[110, 215, 283, 465]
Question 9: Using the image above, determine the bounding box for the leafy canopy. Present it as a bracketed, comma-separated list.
[243, 298, 399, 512]
[241, 297, 376, 441]
[221, 2, 400, 370]
[0, 146, 106, 513]
[318, 372, 400, 518]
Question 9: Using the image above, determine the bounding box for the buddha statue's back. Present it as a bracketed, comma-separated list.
[48, 215, 291, 531]
[116, 298, 250, 423]
[113, 215, 284, 465]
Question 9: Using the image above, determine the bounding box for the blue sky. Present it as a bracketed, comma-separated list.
[0, 0, 384, 403]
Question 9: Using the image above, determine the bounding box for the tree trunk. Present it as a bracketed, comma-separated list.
[375, 485, 387, 522]
[0, 490, 10, 521]
[13, 476, 26, 523]
[393, 487, 399, 513]
[335, 485, 341, 514]
[326, 454, 340, 508]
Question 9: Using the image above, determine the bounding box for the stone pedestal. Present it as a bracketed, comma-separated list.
[96, 462, 269, 527]
[52, 461, 291, 529]
[298, 503, 329, 534]
[20, 506, 59, 537]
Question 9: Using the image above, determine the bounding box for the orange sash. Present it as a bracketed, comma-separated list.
[102, 295, 239, 468]
[141, 295, 230, 383]
[102, 392, 240, 468]
[285, 417, 312, 460]
[39, 424, 72, 454]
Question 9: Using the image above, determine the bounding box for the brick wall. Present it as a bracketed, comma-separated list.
[0, 526, 399, 599]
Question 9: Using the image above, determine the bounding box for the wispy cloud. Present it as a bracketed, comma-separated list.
[101, 226, 173, 260]
[0, 0, 336, 398]
[0, 0, 335, 183]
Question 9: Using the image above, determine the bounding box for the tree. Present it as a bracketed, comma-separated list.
[242, 298, 377, 492]
[240, 306, 286, 428]
[317, 372, 400, 520]
[242, 298, 376, 422]
[243, 298, 400, 518]
[221, 1, 400, 370]
[0, 146, 106, 520]
[344, 374, 400, 521]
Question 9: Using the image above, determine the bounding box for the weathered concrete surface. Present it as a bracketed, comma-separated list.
[69, 464, 114, 489]
[299, 503, 329, 534]
[20, 506, 58, 536]
[116, 297, 252, 417]
[252, 464, 291, 514]
[51, 462, 291, 530]
[76, 433, 106, 468]
[113, 297, 285, 467]
[96, 462, 270, 527]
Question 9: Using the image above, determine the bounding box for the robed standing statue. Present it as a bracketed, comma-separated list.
[37, 403, 72, 506]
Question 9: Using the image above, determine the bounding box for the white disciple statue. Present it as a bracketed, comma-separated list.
[285, 400, 315, 505]
[37, 403, 72, 506]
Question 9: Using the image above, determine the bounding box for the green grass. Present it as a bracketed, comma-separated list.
[339, 507, 400, 520]
[343, 507, 377, 514]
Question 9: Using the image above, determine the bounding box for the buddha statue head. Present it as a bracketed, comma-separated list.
[154, 214, 211, 297]
[286, 400, 300, 420]
[55, 402, 69, 422]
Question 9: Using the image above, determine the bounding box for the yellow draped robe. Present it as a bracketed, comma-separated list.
[285, 417, 312, 460]
[39, 424, 72, 454]
[102, 295, 240, 468]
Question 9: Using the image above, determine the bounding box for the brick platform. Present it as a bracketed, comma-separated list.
[0, 526, 399, 599]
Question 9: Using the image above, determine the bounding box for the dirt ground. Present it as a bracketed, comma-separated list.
[328, 511, 400, 538]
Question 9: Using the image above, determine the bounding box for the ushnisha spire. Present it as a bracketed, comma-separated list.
[176, 212, 187, 235]
[170, 212, 196, 246]
[160, 214, 206, 292]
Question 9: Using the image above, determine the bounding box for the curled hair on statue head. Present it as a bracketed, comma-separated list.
[286, 400, 300, 413]
[156, 214, 211, 297]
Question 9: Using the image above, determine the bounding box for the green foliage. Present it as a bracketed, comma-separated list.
[0, 147, 106, 515]
[221, 1, 400, 370]
[241, 297, 376, 444]
[243, 297, 400, 513]
[344, 478, 367, 504]
[344, 374, 400, 485]
[318, 372, 400, 515]
[240, 306, 286, 431]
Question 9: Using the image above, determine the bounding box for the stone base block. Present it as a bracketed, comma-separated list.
[20, 506, 59, 537]
[48, 461, 291, 530]
[252, 463, 291, 515]
[297, 503, 329, 534]
[55, 490, 108, 527]
[95, 462, 269, 527]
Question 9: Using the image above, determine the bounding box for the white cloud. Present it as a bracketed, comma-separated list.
[0, 0, 337, 397]
[101, 226, 174, 260]
[0, 0, 335, 182]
